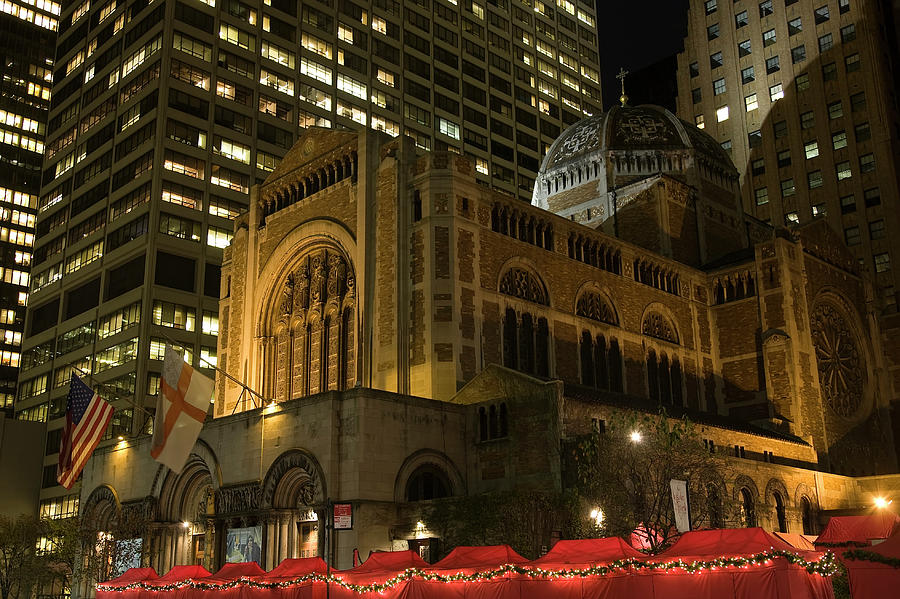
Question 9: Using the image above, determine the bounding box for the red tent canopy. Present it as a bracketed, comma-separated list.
[206, 563, 267, 580]
[331, 550, 428, 599]
[656, 527, 803, 559]
[651, 528, 833, 599]
[531, 538, 643, 567]
[148, 565, 212, 585]
[263, 557, 328, 578]
[250, 558, 328, 599]
[843, 530, 900, 599]
[96, 568, 159, 599]
[815, 513, 900, 547]
[428, 545, 528, 572]
[176, 563, 265, 599]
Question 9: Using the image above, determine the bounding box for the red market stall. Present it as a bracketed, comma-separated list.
[407, 545, 528, 599]
[521, 537, 650, 599]
[842, 531, 900, 599]
[329, 550, 428, 598]
[97, 568, 159, 599]
[814, 513, 900, 549]
[652, 528, 834, 599]
[142, 566, 211, 599]
[249, 557, 328, 599]
[175, 563, 266, 599]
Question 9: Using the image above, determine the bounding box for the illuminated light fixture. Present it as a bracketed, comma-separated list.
[182, 521, 190, 528]
[117, 436, 124, 441]
[589, 507, 604, 526]
[874, 496, 892, 509]
[630, 430, 642, 443]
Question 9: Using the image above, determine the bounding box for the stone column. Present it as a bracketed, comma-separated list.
[278, 513, 289, 565]
[265, 516, 276, 570]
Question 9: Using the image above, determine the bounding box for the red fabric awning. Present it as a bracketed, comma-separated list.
[100, 568, 159, 587]
[148, 565, 212, 585]
[530, 537, 643, 567]
[656, 527, 807, 559]
[843, 531, 900, 599]
[262, 557, 328, 578]
[206, 563, 267, 580]
[815, 513, 900, 547]
[773, 532, 817, 551]
[428, 545, 528, 572]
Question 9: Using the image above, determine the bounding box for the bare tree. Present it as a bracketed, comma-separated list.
[568, 410, 730, 552]
[0, 515, 49, 599]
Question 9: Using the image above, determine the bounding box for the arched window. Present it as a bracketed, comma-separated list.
[536, 317, 550, 376]
[580, 331, 595, 386]
[406, 466, 451, 502]
[707, 484, 723, 528]
[659, 354, 672, 405]
[774, 491, 787, 533]
[801, 497, 814, 535]
[499, 403, 508, 437]
[647, 350, 659, 401]
[519, 313, 535, 374]
[595, 335, 610, 390]
[489, 405, 498, 439]
[609, 339, 623, 392]
[503, 308, 518, 368]
[740, 488, 756, 527]
[671, 359, 683, 406]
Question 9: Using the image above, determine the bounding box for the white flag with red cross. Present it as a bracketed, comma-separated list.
[150, 346, 214, 473]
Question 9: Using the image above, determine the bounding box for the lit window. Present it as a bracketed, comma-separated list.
[804, 141, 819, 159]
[745, 94, 758, 112]
[695, 114, 705, 129]
[875, 253, 891, 273]
[438, 117, 460, 140]
[832, 131, 847, 150]
[713, 78, 726, 96]
[755, 187, 768, 205]
[769, 83, 784, 101]
[716, 105, 729, 122]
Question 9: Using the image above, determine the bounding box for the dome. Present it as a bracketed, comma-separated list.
[532, 104, 738, 209]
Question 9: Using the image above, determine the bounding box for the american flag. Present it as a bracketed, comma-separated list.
[57, 374, 114, 489]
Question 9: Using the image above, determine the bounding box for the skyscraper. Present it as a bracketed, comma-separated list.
[677, 0, 900, 303]
[0, 0, 58, 414]
[676, 0, 900, 449]
[17, 0, 602, 515]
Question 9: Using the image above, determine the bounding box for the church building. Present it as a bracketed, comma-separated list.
[80, 107, 899, 576]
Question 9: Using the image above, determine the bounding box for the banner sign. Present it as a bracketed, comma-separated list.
[334, 503, 353, 530]
[226, 526, 263, 565]
[670, 479, 691, 533]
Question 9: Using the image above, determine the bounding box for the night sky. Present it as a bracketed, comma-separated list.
[595, 1, 690, 109]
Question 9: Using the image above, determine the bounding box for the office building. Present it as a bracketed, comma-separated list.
[0, 0, 58, 413]
[676, 0, 900, 301]
[17, 0, 603, 516]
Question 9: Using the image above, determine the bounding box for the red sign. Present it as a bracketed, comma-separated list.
[334, 503, 353, 529]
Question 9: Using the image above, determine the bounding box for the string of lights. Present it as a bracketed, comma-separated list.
[97, 550, 838, 594]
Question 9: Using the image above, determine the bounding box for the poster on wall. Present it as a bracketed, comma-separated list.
[225, 526, 263, 566]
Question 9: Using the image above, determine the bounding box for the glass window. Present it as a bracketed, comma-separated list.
[788, 17, 802, 35]
[791, 45, 806, 63]
[759, 0, 773, 17]
[800, 111, 815, 129]
[690, 62, 699, 77]
[812, 203, 826, 217]
[795, 73, 810, 92]
[844, 226, 860, 246]
[845, 53, 860, 72]
[766, 56, 779, 74]
[828, 101, 843, 120]
[738, 39, 751, 57]
[695, 114, 705, 129]
[692, 88, 702, 104]
[781, 178, 795, 197]
[855, 122, 871, 141]
[735, 10, 748, 28]
[805, 141, 819, 159]
[822, 62, 837, 81]
[748, 130, 762, 147]
[836, 161, 852, 180]
[769, 83, 783, 101]
[840, 194, 856, 213]
[741, 66, 755, 84]
[832, 131, 847, 150]
[841, 24, 856, 42]
[745, 93, 758, 112]
[818, 33, 833, 52]
[713, 78, 726, 95]
[808, 170, 823, 189]
[875, 253, 891, 273]
[763, 28, 776, 46]
[785, 212, 799, 225]
[755, 187, 768, 205]
[752, 158, 765, 175]
[859, 153, 875, 173]
[708, 23, 719, 40]
[865, 188, 880, 207]
[705, 0, 717, 15]
[777, 149, 791, 167]
[716, 105, 729, 122]
[710, 52, 723, 69]
[870, 220, 886, 240]
[851, 92, 866, 112]
[814, 5, 830, 24]
[839, 0, 850, 13]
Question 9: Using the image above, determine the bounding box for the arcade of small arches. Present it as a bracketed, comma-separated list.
[567, 233, 623, 275]
[705, 477, 817, 535]
[542, 159, 602, 195]
[633, 258, 680, 295]
[712, 270, 757, 305]
[607, 150, 688, 177]
[490, 202, 555, 251]
[260, 150, 359, 221]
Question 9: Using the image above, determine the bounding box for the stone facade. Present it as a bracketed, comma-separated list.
[82, 122, 898, 575]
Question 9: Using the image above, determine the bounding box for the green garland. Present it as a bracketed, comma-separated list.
[842, 549, 900, 569]
[814, 541, 870, 548]
[96, 550, 838, 595]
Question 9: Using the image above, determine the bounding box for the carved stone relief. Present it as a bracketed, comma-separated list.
[642, 312, 679, 344]
[575, 291, 617, 325]
[499, 268, 549, 306]
[810, 303, 864, 418]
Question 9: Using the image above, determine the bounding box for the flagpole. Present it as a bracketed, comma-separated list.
[69, 364, 156, 422]
[158, 332, 270, 409]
